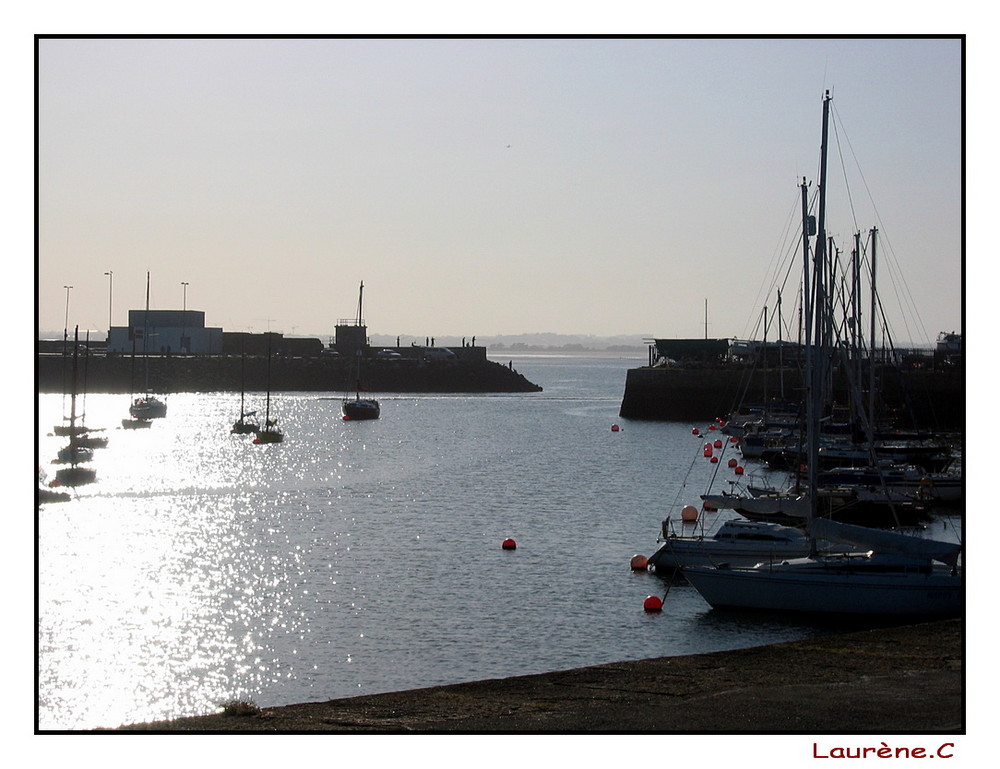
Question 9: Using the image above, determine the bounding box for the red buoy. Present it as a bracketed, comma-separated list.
[502, 538, 517, 550]
[643, 595, 664, 612]
[713, 439, 723, 449]
[735, 466, 745, 475]
[691, 428, 700, 436]
[708, 423, 717, 431]
[611, 424, 621, 432]
[728, 458, 738, 468]
[710, 456, 719, 463]
[630, 554, 648, 570]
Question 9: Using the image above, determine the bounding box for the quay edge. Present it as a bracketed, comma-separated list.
[618, 365, 964, 430]
[36, 349, 543, 395]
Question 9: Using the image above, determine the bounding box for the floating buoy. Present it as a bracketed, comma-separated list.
[713, 439, 723, 449]
[630, 554, 648, 570]
[730, 436, 739, 443]
[710, 456, 719, 463]
[728, 458, 739, 468]
[611, 424, 621, 432]
[501, 538, 517, 550]
[681, 504, 699, 522]
[643, 595, 664, 612]
[735, 466, 745, 475]
[691, 428, 700, 436]
[708, 423, 717, 431]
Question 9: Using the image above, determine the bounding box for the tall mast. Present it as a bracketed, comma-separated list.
[868, 226, 878, 429]
[807, 90, 832, 529]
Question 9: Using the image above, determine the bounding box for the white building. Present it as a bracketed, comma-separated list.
[107, 309, 223, 355]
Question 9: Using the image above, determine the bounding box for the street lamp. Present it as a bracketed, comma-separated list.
[181, 282, 189, 354]
[104, 271, 113, 339]
[63, 285, 73, 356]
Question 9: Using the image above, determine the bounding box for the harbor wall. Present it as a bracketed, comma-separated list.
[618, 365, 964, 430]
[37, 349, 541, 395]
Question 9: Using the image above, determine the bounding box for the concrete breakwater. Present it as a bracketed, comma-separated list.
[618, 365, 964, 430]
[37, 349, 543, 394]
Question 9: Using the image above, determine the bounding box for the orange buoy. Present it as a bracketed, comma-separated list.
[643, 595, 664, 612]
[681, 504, 699, 522]
[630, 554, 649, 570]
[501, 538, 517, 550]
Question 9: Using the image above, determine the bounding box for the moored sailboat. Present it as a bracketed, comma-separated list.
[342, 281, 380, 421]
[680, 92, 961, 617]
[231, 345, 259, 434]
[53, 326, 97, 487]
[127, 272, 167, 422]
[253, 335, 283, 444]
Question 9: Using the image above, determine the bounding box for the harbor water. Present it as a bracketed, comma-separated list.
[36, 355, 963, 730]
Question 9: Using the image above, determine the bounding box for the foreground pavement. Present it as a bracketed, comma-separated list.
[118, 618, 962, 733]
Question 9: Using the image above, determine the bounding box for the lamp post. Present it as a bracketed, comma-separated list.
[181, 281, 189, 354]
[62, 285, 73, 355]
[104, 271, 113, 343]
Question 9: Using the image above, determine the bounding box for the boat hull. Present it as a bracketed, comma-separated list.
[682, 559, 961, 616]
[253, 427, 284, 444]
[343, 399, 380, 420]
[130, 397, 167, 419]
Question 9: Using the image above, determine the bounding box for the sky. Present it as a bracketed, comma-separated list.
[35, 36, 963, 345]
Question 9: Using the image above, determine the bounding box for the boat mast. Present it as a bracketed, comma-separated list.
[868, 226, 878, 430]
[807, 91, 832, 530]
[142, 271, 151, 395]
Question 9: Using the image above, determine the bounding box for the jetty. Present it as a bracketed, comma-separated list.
[618, 364, 963, 429]
[36, 344, 542, 394]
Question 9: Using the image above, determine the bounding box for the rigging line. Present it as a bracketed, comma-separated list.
[832, 103, 934, 345]
[740, 186, 818, 341]
[830, 105, 861, 234]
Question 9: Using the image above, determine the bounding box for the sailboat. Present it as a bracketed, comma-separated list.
[231, 345, 259, 434]
[680, 92, 961, 617]
[53, 326, 97, 487]
[253, 335, 283, 444]
[128, 272, 167, 420]
[121, 330, 152, 429]
[342, 281, 380, 421]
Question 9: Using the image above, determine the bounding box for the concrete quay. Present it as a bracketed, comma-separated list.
[117, 618, 962, 733]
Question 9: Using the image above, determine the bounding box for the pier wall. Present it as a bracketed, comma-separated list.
[619, 365, 964, 430]
[37, 350, 541, 395]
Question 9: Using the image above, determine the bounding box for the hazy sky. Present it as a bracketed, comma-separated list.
[37, 36, 962, 344]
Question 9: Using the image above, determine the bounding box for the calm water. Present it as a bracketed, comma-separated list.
[36, 355, 962, 730]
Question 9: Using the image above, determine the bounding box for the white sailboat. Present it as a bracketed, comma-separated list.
[681, 92, 961, 617]
[128, 272, 167, 421]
